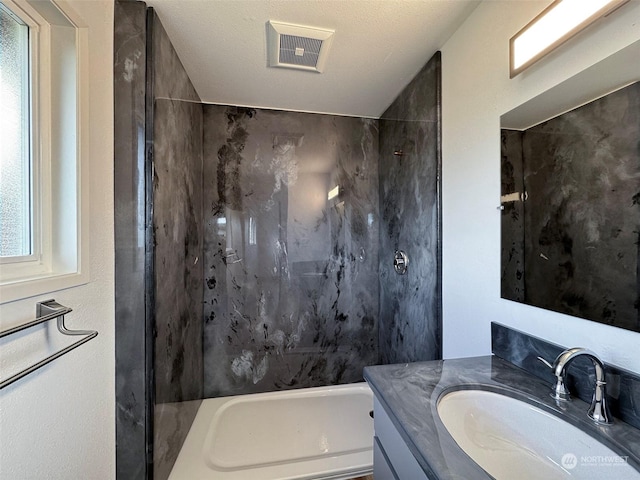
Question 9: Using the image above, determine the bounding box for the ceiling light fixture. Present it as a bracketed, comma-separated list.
[509, 0, 629, 78]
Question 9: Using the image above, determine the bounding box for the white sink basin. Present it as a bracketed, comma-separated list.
[437, 389, 640, 479]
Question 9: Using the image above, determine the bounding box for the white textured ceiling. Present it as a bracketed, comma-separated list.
[144, 0, 481, 118]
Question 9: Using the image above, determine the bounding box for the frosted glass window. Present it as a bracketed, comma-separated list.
[0, 3, 31, 258]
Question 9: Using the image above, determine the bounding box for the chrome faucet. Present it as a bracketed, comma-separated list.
[538, 347, 612, 425]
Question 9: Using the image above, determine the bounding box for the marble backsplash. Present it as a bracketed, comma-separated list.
[492, 322, 640, 430]
[202, 106, 380, 397]
[378, 52, 442, 363]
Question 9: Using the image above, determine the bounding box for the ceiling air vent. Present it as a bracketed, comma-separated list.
[267, 21, 334, 73]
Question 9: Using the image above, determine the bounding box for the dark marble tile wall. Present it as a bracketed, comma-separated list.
[492, 322, 640, 430]
[148, 10, 204, 480]
[113, 1, 149, 478]
[153, 98, 204, 399]
[378, 52, 442, 364]
[202, 105, 379, 397]
[502, 83, 640, 332]
[149, 11, 200, 103]
[500, 129, 525, 302]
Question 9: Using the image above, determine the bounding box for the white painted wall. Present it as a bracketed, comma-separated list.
[0, 1, 114, 478]
[441, 1, 640, 373]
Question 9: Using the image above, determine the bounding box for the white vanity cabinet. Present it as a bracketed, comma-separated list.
[373, 398, 431, 480]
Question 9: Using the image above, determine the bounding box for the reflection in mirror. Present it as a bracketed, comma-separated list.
[500, 41, 640, 333]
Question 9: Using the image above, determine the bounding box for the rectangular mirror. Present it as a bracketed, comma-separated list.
[500, 40, 640, 332]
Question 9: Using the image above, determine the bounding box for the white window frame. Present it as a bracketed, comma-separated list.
[0, 0, 89, 304]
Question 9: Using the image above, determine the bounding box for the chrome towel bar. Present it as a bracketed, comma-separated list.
[0, 299, 98, 390]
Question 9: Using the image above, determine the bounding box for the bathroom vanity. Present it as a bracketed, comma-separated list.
[371, 394, 430, 480]
[363, 324, 640, 479]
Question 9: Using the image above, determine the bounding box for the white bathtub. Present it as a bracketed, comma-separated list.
[169, 383, 374, 480]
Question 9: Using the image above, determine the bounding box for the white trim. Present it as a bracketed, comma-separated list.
[73, 5, 90, 286]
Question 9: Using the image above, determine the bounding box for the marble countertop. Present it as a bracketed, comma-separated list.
[363, 355, 640, 480]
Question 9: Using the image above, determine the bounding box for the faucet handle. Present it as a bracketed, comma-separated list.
[550, 375, 572, 401]
[537, 356, 571, 401]
[589, 380, 613, 425]
[537, 356, 553, 369]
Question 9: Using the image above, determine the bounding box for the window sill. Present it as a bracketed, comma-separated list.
[0, 270, 89, 304]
